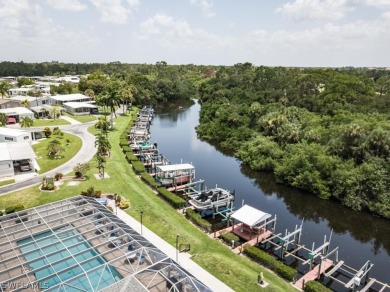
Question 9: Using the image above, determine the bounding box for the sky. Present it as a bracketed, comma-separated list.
[0, 0, 389, 67]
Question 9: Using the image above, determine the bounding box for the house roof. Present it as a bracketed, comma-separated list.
[0, 107, 34, 115]
[156, 164, 194, 172]
[0, 127, 29, 137]
[50, 93, 90, 102]
[231, 204, 272, 227]
[63, 102, 98, 109]
[0, 142, 35, 161]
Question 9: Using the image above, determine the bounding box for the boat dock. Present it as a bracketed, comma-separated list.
[294, 259, 334, 290]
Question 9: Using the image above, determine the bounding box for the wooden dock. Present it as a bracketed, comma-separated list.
[294, 259, 333, 290]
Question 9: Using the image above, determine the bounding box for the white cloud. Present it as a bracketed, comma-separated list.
[277, 0, 351, 21]
[46, 0, 86, 11]
[190, 0, 215, 17]
[89, 0, 132, 24]
[127, 0, 139, 7]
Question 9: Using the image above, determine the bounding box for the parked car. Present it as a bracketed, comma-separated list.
[19, 160, 31, 172]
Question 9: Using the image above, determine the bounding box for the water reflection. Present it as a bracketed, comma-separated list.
[240, 165, 390, 256]
[150, 101, 390, 283]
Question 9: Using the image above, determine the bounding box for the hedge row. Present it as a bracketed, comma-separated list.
[243, 245, 297, 282]
[157, 187, 186, 209]
[185, 208, 212, 232]
[220, 231, 240, 246]
[304, 281, 332, 292]
[125, 152, 138, 162]
[140, 172, 159, 188]
[5, 204, 25, 214]
[131, 160, 146, 174]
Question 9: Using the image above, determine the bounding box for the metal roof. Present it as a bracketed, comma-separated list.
[156, 164, 194, 172]
[231, 204, 272, 227]
[0, 196, 212, 292]
[0, 142, 35, 161]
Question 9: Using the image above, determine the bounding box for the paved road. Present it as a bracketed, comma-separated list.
[0, 122, 96, 195]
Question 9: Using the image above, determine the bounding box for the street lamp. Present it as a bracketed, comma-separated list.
[176, 234, 180, 262]
[140, 211, 144, 235]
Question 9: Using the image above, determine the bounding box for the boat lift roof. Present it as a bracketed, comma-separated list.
[156, 163, 194, 172]
[231, 204, 272, 227]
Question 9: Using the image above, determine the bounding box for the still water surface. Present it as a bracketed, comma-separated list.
[150, 101, 390, 286]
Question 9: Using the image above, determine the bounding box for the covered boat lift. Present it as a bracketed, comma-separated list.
[155, 163, 195, 187]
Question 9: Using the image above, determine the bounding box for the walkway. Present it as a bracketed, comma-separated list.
[60, 114, 82, 125]
[294, 259, 333, 290]
[110, 201, 234, 292]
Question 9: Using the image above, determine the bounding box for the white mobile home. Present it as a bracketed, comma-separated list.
[0, 142, 37, 178]
[49, 93, 91, 105]
[0, 128, 31, 143]
[0, 107, 35, 123]
[63, 102, 98, 115]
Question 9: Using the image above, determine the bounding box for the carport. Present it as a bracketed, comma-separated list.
[0, 142, 37, 178]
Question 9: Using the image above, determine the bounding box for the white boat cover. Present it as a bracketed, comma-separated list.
[157, 163, 194, 172]
[231, 204, 272, 227]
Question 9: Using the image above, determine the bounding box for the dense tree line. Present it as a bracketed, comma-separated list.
[196, 64, 390, 219]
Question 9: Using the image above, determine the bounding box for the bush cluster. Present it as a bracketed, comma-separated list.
[304, 280, 332, 292]
[125, 152, 138, 162]
[81, 186, 101, 198]
[220, 231, 240, 246]
[131, 160, 146, 174]
[185, 208, 212, 232]
[119, 199, 130, 209]
[140, 172, 159, 188]
[5, 204, 25, 214]
[243, 245, 297, 282]
[157, 187, 186, 209]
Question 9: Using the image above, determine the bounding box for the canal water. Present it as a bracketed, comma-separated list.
[149, 100, 390, 287]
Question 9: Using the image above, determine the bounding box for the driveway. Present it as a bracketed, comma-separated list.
[0, 122, 97, 195]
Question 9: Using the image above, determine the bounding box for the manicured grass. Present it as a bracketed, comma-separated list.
[0, 111, 294, 292]
[33, 119, 70, 127]
[32, 133, 82, 174]
[63, 112, 97, 123]
[0, 179, 15, 187]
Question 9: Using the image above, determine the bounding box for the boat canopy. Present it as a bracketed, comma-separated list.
[156, 163, 194, 172]
[231, 204, 272, 227]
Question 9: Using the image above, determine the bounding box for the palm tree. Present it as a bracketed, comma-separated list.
[19, 99, 31, 108]
[47, 139, 64, 158]
[0, 113, 6, 126]
[51, 107, 60, 121]
[95, 116, 110, 131]
[20, 117, 34, 128]
[84, 89, 95, 102]
[0, 81, 10, 99]
[40, 107, 48, 119]
[119, 84, 137, 113]
[105, 87, 122, 119]
[95, 134, 111, 155]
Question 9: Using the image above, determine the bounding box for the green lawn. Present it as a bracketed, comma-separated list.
[33, 119, 70, 127]
[0, 179, 15, 187]
[0, 111, 294, 292]
[32, 133, 82, 174]
[63, 112, 97, 123]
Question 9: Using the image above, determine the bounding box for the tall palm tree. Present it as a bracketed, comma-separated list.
[20, 117, 34, 128]
[95, 134, 111, 155]
[119, 84, 137, 113]
[20, 99, 31, 108]
[105, 88, 122, 119]
[0, 81, 10, 99]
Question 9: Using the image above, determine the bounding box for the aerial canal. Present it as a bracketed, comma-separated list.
[150, 100, 390, 286]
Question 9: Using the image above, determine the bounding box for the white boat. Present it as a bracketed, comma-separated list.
[189, 188, 235, 211]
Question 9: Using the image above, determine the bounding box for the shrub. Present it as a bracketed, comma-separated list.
[122, 145, 131, 153]
[120, 138, 129, 147]
[119, 199, 130, 209]
[5, 204, 25, 214]
[126, 152, 138, 162]
[140, 172, 159, 188]
[73, 162, 90, 178]
[82, 186, 100, 198]
[157, 187, 186, 209]
[220, 231, 240, 246]
[52, 127, 62, 136]
[54, 173, 63, 181]
[43, 127, 52, 138]
[131, 160, 146, 174]
[185, 208, 212, 232]
[41, 183, 55, 191]
[243, 245, 297, 282]
[0, 210, 3, 216]
[304, 281, 332, 292]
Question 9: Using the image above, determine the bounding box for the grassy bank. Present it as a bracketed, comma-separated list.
[0, 112, 294, 292]
[33, 119, 70, 126]
[63, 112, 97, 123]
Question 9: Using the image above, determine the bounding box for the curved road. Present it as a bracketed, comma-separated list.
[0, 122, 96, 195]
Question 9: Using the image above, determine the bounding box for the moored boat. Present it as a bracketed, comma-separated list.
[189, 188, 235, 211]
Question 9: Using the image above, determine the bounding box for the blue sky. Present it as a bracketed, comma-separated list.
[0, 0, 389, 67]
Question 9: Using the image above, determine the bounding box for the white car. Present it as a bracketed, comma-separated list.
[19, 160, 31, 172]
